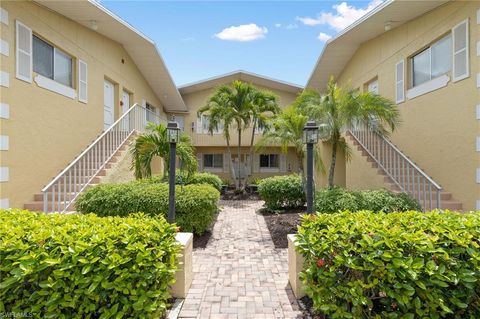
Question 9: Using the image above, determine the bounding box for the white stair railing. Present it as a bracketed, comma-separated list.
[42, 103, 166, 212]
[348, 123, 442, 211]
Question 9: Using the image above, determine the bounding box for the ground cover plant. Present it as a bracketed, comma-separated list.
[0, 209, 180, 318]
[296, 210, 480, 318]
[76, 181, 220, 235]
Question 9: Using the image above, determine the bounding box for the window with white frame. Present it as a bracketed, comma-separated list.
[146, 103, 157, 123]
[259, 154, 279, 168]
[198, 115, 222, 134]
[203, 154, 223, 168]
[32, 35, 73, 87]
[411, 33, 452, 87]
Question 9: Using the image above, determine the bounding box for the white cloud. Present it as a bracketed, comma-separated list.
[296, 0, 384, 32]
[317, 32, 332, 42]
[275, 23, 282, 28]
[285, 23, 298, 30]
[214, 23, 268, 42]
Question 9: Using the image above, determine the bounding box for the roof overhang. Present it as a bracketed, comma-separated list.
[34, 0, 187, 112]
[178, 70, 303, 95]
[306, 0, 450, 92]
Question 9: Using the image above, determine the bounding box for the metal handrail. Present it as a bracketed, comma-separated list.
[42, 103, 166, 212]
[348, 123, 442, 211]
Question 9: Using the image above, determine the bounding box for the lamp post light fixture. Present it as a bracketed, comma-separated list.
[303, 121, 319, 214]
[167, 121, 180, 223]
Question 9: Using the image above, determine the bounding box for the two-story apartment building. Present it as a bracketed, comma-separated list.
[308, 0, 479, 211]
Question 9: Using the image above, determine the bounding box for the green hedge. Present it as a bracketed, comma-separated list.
[147, 172, 222, 192]
[76, 182, 219, 235]
[296, 210, 480, 318]
[258, 174, 305, 210]
[0, 209, 179, 318]
[315, 187, 421, 213]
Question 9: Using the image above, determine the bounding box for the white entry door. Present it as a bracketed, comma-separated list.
[121, 90, 130, 130]
[104, 80, 115, 130]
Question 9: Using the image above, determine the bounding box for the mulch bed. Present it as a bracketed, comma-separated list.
[221, 191, 260, 201]
[259, 207, 305, 249]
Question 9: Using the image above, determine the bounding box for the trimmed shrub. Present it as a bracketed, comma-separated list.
[296, 210, 480, 318]
[315, 187, 421, 213]
[188, 172, 222, 192]
[76, 182, 219, 235]
[0, 209, 180, 318]
[258, 174, 305, 210]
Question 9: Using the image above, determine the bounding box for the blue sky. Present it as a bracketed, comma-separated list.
[101, 0, 382, 87]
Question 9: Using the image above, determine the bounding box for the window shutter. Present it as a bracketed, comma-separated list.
[15, 20, 32, 82]
[280, 154, 287, 172]
[197, 153, 203, 171]
[196, 115, 202, 134]
[223, 153, 230, 173]
[395, 60, 405, 103]
[78, 60, 87, 103]
[452, 19, 469, 82]
[253, 154, 260, 173]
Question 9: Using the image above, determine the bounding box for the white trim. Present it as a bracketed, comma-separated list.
[477, 200, 480, 211]
[0, 167, 9, 182]
[0, 135, 8, 151]
[477, 73, 480, 88]
[34, 74, 77, 99]
[0, 39, 9, 56]
[78, 59, 88, 103]
[477, 168, 480, 184]
[477, 9, 480, 24]
[476, 105, 480, 120]
[406, 74, 449, 100]
[477, 136, 480, 152]
[203, 167, 223, 173]
[15, 20, 32, 83]
[0, 198, 9, 209]
[0, 8, 8, 26]
[259, 167, 280, 173]
[0, 103, 9, 119]
[0, 71, 9, 87]
[452, 19, 469, 82]
[477, 41, 480, 57]
[395, 60, 405, 104]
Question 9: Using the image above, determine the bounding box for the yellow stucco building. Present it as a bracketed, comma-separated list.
[0, 0, 478, 211]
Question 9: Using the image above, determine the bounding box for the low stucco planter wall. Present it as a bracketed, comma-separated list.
[287, 234, 305, 299]
[170, 232, 193, 298]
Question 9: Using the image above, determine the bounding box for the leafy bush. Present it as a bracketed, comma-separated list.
[76, 182, 219, 235]
[0, 209, 180, 318]
[315, 187, 421, 213]
[188, 172, 222, 192]
[296, 210, 480, 318]
[258, 174, 305, 210]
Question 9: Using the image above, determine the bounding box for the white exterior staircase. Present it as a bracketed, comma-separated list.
[347, 124, 462, 211]
[24, 104, 166, 213]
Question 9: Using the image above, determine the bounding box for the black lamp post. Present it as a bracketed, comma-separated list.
[167, 121, 180, 223]
[303, 121, 319, 214]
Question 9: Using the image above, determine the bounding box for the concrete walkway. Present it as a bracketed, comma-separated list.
[178, 200, 302, 319]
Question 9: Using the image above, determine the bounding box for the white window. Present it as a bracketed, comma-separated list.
[395, 60, 405, 103]
[198, 115, 222, 134]
[145, 103, 157, 123]
[260, 154, 279, 168]
[367, 78, 378, 94]
[33, 35, 73, 87]
[203, 154, 223, 168]
[15, 21, 32, 82]
[452, 19, 469, 82]
[411, 34, 452, 88]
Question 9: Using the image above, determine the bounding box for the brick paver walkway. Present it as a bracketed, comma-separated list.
[178, 200, 302, 319]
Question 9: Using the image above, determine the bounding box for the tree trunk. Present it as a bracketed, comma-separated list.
[226, 137, 235, 188]
[237, 128, 242, 190]
[245, 119, 257, 187]
[328, 137, 338, 188]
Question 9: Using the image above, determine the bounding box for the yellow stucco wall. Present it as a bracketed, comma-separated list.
[0, 1, 166, 208]
[336, 1, 479, 210]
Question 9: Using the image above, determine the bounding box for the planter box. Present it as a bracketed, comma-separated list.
[170, 232, 193, 298]
[288, 234, 306, 299]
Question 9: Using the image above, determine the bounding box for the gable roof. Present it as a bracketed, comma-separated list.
[306, 0, 449, 92]
[34, 0, 187, 112]
[178, 70, 304, 95]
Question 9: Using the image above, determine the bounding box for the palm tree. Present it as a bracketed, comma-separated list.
[245, 89, 280, 186]
[296, 79, 401, 187]
[198, 81, 255, 190]
[131, 122, 197, 179]
[255, 106, 324, 179]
